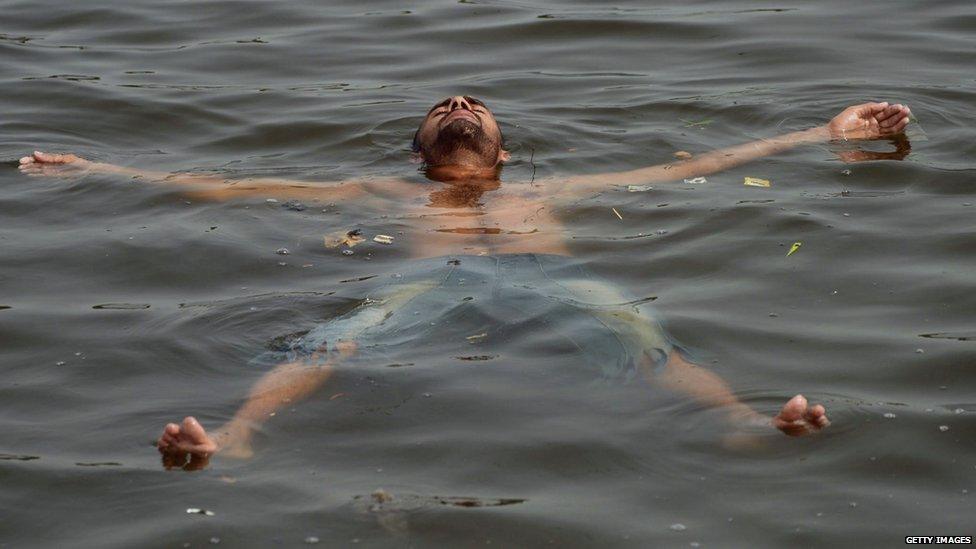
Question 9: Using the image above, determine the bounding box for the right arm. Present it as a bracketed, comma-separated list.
[17, 151, 418, 203]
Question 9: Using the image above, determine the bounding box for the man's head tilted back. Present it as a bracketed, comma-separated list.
[413, 96, 509, 169]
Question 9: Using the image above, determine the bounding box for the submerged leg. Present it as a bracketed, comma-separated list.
[555, 278, 829, 436]
[157, 351, 342, 469]
[651, 349, 830, 436]
[156, 280, 441, 469]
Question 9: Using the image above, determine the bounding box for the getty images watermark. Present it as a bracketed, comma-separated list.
[905, 537, 972, 544]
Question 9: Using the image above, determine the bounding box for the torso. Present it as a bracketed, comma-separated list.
[389, 180, 573, 259]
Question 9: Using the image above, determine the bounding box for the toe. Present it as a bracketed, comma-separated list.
[778, 394, 807, 423]
[165, 423, 181, 436]
[181, 417, 208, 444]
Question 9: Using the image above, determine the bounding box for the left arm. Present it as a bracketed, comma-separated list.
[556, 102, 912, 193]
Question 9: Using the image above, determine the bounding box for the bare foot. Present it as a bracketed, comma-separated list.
[156, 416, 255, 470]
[18, 151, 92, 178]
[773, 394, 830, 436]
[157, 416, 219, 471]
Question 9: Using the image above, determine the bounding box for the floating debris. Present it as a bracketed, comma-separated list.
[939, 425, 950, 432]
[265, 198, 279, 204]
[373, 234, 394, 245]
[680, 118, 712, 128]
[674, 151, 693, 160]
[354, 490, 524, 512]
[76, 462, 122, 467]
[305, 536, 320, 544]
[454, 355, 497, 361]
[744, 177, 771, 188]
[670, 523, 687, 532]
[210, 537, 221, 545]
[915, 348, 925, 354]
[883, 413, 897, 419]
[0, 453, 40, 461]
[919, 332, 976, 341]
[341, 249, 354, 256]
[786, 242, 802, 256]
[329, 392, 346, 400]
[339, 275, 377, 283]
[56, 361, 66, 366]
[466, 332, 487, 342]
[186, 508, 215, 516]
[92, 303, 151, 310]
[683, 176, 707, 184]
[275, 248, 290, 255]
[612, 207, 623, 220]
[626, 184, 654, 192]
[325, 228, 365, 249]
[282, 200, 306, 211]
[841, 169, 852, 176]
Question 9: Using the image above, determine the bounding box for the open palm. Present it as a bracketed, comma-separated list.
[828, 102, 911, 140]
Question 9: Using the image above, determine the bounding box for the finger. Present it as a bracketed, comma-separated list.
[888, 115, 910, 134]
[19, 156, 34, 164]
[875, 104, 901, 123]
[858, 102, 887, 116]
[880, 108, 907, 128]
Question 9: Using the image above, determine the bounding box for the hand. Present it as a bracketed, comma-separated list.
[18, 151, 93, 178]
[827, 102, 911, 141]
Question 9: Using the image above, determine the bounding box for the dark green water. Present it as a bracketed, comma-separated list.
[1, 1, 974, 547]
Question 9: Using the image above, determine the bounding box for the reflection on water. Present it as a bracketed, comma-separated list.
[2, 0, 976, 546]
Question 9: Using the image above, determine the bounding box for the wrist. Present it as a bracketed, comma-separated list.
[803, 125, 832, 143]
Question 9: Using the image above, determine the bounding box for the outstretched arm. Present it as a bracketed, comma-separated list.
[560, 102, 912, 191]
[18, 151, 418, 203]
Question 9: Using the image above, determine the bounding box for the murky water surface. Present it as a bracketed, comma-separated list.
[2, 1, 974, 547]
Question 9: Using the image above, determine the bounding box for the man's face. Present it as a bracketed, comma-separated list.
[413, 96, 507, 168]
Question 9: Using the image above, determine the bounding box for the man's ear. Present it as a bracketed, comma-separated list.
[498, 149, 511, 163]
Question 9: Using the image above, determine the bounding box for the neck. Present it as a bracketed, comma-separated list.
[425, 163, 501, 183]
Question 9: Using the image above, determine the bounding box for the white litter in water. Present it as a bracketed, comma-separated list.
[683, 177, 707, 184]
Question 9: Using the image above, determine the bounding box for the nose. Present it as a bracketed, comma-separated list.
[448, 96, 472, 111]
